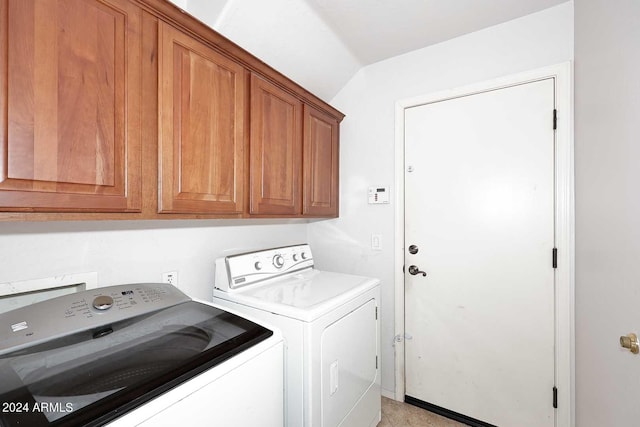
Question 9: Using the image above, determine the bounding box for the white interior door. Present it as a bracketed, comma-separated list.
[404, 79, 556, 427]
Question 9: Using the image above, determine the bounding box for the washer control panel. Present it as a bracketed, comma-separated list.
[216, 244, 314, 291]
[0, 283, 190, 355]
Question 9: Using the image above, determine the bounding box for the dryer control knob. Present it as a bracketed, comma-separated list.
[93, 295, 114, 311]
[292, 254, 299, 262]
[301, 252, 307, 260]
[254, 261, 263, 270]
[273, 254, 285, 268]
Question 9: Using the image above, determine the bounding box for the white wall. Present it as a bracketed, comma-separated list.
[575, 1, 640, 425]
[188, 0, 361, 101]
[308, 2, 574, 396]
[0, 221, 307, 301]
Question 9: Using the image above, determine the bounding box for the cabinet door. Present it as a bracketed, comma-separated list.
[158, 22, 245, 214]
[250, 74, 302, 215]
[303, 105, 339, 217]
[0, 0, 142, 212]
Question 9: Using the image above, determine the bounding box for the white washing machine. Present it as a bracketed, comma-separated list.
[0, 283, 283, 427]
[213, 244, 381, 427]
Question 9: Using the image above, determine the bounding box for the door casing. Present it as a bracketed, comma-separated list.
[392, 62, 574, 427]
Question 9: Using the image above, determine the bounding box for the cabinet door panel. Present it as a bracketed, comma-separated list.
[303, 105, 339, 217]
[159, 22, 245, 214]
[250, 74, 302, 215]
[0, 0, 141, 211]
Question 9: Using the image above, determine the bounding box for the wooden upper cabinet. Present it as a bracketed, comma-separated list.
[250, 73, 302, 215]
[0, 0, 142, 212]
[0, 0, 341, 220]
[158, 22, 245, 214]
[303, 105, 339, 217]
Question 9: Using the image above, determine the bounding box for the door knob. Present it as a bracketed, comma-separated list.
[408, 245, 419, 255]
[620, 333, 639, 354]
[408, 265, 427, 277]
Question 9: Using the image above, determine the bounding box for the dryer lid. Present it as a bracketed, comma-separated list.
[215, 269, 380, 322]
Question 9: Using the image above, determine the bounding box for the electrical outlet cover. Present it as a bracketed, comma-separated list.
[162, 271, 178, 287]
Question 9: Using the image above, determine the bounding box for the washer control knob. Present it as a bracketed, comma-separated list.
[254, 261, 263, 270]
[273, 254, 285, 269]
[93, 295, 114, 311]
[292, 254, 299, 262]
[301, 252, 307, 260]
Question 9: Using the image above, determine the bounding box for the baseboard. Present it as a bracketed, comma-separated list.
[381, 389, 396, 400]
[404, 395, 497, 427]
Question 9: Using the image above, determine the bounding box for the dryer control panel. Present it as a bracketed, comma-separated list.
[215, 244, 314, 292]
[0, 283, 189, 355]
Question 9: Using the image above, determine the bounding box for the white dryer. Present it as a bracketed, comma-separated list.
[213, 244, 381, 427]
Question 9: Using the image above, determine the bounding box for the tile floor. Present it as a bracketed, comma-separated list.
[378, 397, 467, 427]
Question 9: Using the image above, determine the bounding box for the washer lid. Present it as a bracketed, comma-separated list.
[0, 287, 273, 427]
[215, 270, 380, 322]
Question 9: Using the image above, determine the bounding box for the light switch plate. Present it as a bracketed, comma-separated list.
[371, 234, 382, 251]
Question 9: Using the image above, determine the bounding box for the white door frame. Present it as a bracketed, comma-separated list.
[393, 62, 574, 427]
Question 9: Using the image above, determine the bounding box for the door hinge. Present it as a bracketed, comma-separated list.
[552, 248, 558, 269]
[376, 356, 378, 369]
[553, 109, 558, 130]
[375, 306, 378, 320]
[553, 386, 558, 408]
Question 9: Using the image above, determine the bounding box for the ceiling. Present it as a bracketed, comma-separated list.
[181, 0, 569, 100]
[305, 0, 568, 65]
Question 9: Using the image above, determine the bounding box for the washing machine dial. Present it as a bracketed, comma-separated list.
[292, 254, 299, 262]
[254, 261, 263, 270]
[93, 295, 114, 311]
[301, 252, 308, 260]
[273, 254, 285, 269]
